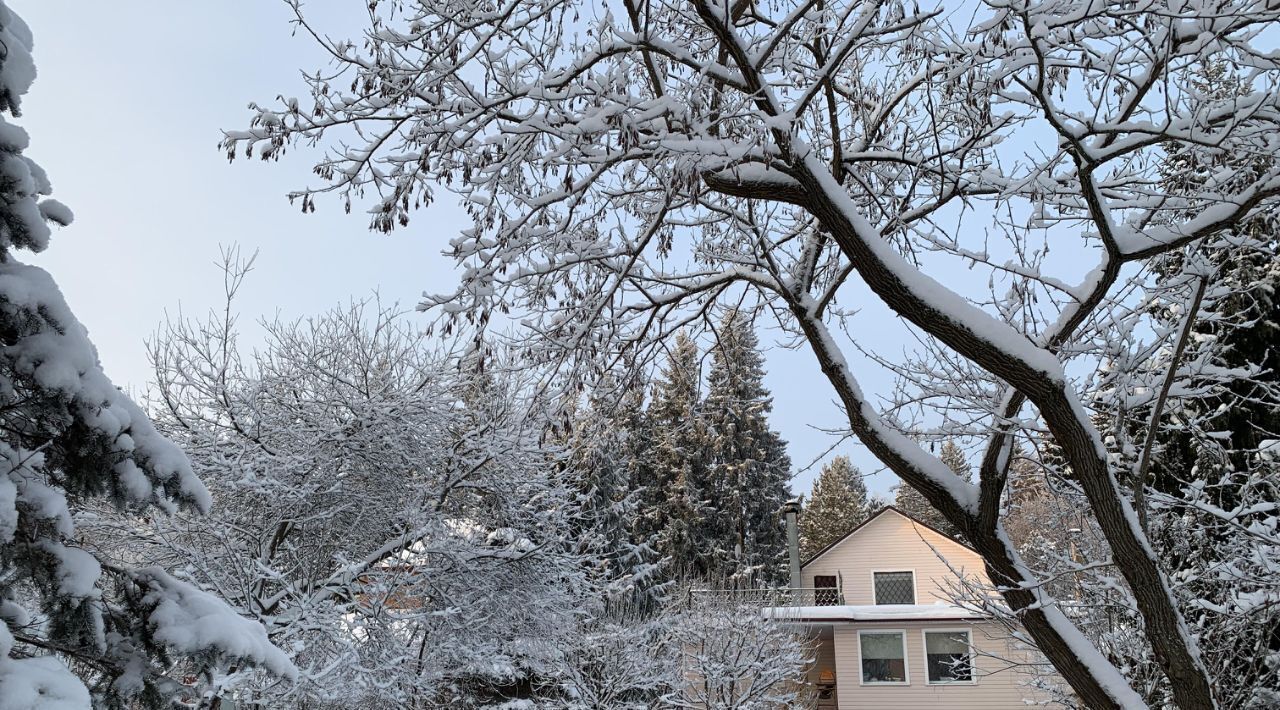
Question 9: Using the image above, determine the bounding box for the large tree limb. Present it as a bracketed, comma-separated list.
[786, 298, 1145, 709]
[768, 148, 1217, 707]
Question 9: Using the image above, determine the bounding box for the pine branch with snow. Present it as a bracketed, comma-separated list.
[0, 5, 292, 706]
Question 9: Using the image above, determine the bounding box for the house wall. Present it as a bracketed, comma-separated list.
[807, 627, 837, 683]
[801, 510, 988, 604]
[831, 621, 1042, 709]
[806, 627, 839, 708]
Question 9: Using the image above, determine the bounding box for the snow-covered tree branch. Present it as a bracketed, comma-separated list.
[0, 4, 294, 706]
[118, 253, 591, 707]
[226, 0, 1280, 706]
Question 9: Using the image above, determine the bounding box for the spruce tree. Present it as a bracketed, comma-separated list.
[893, 441, 970, 540]
[565, 376, 662, 603]
[565, 378, 650, 593]
[642, 332, 708, 581]
[798, 456, 870, 560]
[0, 4, 291, 705]
[1148, 63, 1280, 502]
[1129, 63, 1280, 706]
[701, 312, 791, 585]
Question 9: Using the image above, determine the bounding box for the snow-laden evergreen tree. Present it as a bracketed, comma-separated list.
[1087, 63, 1280, 708]
[701, 312, 791, 584]
[994, 69, 1280, 701]
[892, 441, 970, 540]
[640, 332, 708, 581]
[563, 375, 666, 607]
[1145, 62, 1280, 503]
[0, 6, 291, 706]
[798, 456, 869, 560]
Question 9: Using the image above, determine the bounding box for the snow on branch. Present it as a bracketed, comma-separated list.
[225, 0, 1280, 706]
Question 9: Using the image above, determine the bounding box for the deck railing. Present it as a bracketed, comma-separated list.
[688, 586, 844, 609]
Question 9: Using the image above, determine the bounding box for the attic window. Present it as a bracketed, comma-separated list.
[873, 571, 915, 605]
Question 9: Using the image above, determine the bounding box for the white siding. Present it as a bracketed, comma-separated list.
[830, 621, 1043, 709]
[799, 510, 1060, 708]
[802, 509, 987, 604]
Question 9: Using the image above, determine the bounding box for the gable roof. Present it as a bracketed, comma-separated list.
[800, 505, 978, 569]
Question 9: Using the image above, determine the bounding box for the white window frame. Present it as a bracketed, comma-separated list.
[922, 627, 977, 685]
[869, 569, 917, 605]
[856, 629, 910, 686]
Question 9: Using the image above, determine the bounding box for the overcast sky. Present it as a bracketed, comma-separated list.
[15, 1, 958, 499]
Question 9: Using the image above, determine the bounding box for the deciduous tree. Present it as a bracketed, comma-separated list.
[126, 254, 587, 708]
[226, 0, 1280, 705]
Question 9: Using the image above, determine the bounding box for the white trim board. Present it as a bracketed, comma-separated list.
[856, 628, 911, 686]
[921, 626, 979, 686]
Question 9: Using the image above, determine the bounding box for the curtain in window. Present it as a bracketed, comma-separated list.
[860, 632, 906, 683]
[925, 631, 972, 682]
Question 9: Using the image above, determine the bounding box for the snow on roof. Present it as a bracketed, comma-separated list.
[761, 602, 984, 623]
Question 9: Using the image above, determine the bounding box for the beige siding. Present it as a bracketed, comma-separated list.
[802, 509, 988, 604]
[807, 627, 837, 684]
[807, 627, 839, 708]
[830, 621, 1041, 709]
[800, 510, 1060, 707]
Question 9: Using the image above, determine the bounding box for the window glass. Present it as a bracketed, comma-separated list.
[860, 632, 907, 684]
[925, 631, 973, 682]
[873, 571, 915, 605]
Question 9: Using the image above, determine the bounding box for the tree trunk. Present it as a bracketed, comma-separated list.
[786, 161, 1217, 709]
[789, 302, 1144, 708]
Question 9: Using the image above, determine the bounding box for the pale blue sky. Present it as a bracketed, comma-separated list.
[14, 1, 991, 499]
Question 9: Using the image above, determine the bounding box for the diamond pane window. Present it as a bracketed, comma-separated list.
[873, 571, 915, 605]
[925, 630, 973, 683]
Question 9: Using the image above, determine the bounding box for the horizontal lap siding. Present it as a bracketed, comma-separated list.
[808, 628, 840, 708]
[808, 628, 837, 685]
[802, 511, 988, 604]
[802, 510, 1061, 707]
[833, 621, 1044, 709]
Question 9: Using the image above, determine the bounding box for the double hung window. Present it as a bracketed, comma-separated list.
[924, 630, 974, 683]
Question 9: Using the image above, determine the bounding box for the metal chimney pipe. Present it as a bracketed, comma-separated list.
[782, 499, 802, 594]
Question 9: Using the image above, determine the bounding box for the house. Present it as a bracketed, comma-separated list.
[768, 505, 1055, 709]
